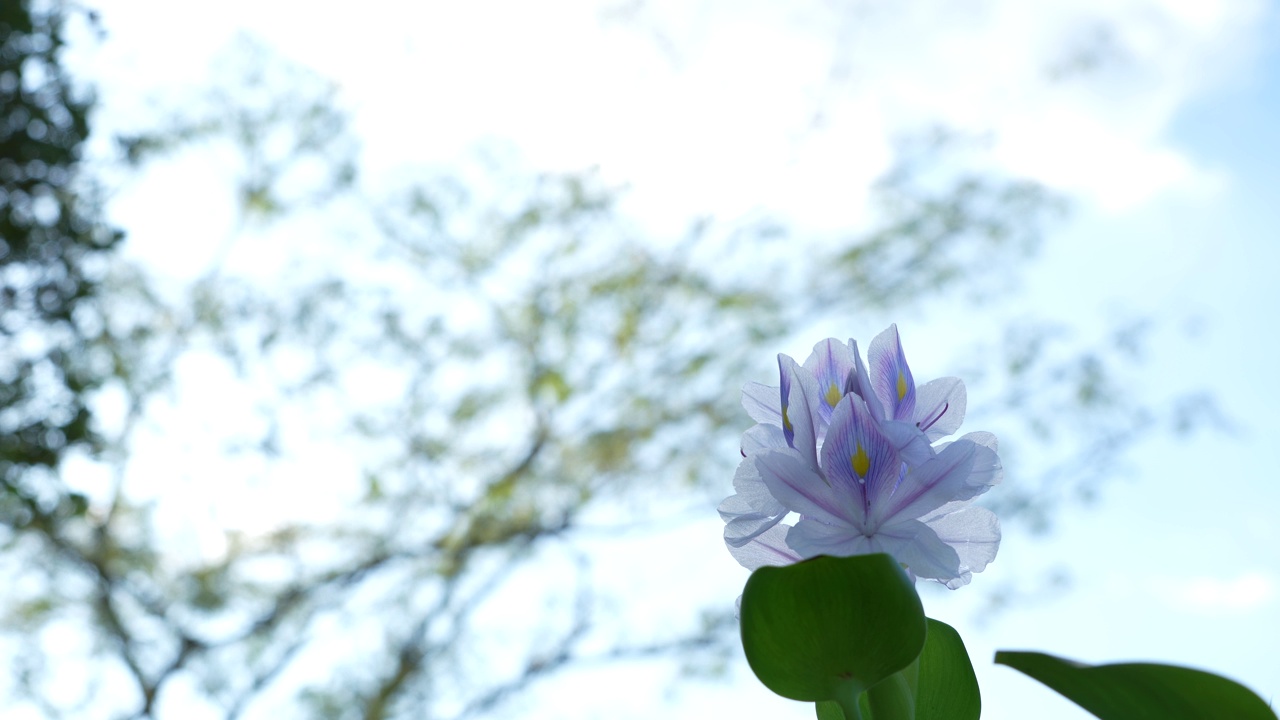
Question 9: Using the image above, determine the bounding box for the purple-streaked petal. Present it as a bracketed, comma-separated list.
[719, 455, 788, 547]
[778, 356, 795, 445]
[868, 438, 977, 528]
[741, 423, 787, 456]
[922, 506, 1000, 588]
[914, 377, 966, 441]
[845, 339, 884, 421]
[727, 523, 802, 571]
[875, 519, 962, 583]
[742, 381, 782, 426]
[786, 518, 878, 559]
[824, 395, 900, 524]
[802, 338, 856, 425]
[779, 355, 820, 473]
[822, 395, 909, 527]
[868, 324, 917, 423]
[756, 449, 856, 527]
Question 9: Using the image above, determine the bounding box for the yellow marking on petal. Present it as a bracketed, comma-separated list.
[825, 382, 842, 408]
[851, 443, 870, 479]
[896, 370, 908, 401]
[782, 406, 793, 432]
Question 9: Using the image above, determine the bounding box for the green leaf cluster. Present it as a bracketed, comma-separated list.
[741, 555, 1274, 720]
[740, 555, 979, 720]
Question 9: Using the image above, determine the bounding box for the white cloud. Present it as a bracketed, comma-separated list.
[1169, 571, 1279, 613]
[993, 110, 1225, 211]
[82, 0, 1267, 228]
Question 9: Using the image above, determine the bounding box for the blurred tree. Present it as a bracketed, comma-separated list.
[0, 2, 121, 540]
[0, 15, 1217, 720]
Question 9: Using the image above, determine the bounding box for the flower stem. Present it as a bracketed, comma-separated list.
[832, 690, 864, 720]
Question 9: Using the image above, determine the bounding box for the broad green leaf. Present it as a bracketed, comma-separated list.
[995, 651, 1277, 720]
[740, 553, 926, 706]
[915, 619, 980, 720]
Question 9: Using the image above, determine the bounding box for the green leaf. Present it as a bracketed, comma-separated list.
[995, 651, 1277, 720]
[865, 670, 916, 720]
[740, 553, 926, 708]
[915, 619, 980, 720]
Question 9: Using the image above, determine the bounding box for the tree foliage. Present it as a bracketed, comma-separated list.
[0, 1, 121, 538]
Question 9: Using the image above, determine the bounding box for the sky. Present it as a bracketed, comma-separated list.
[41, 0, 1280, 718]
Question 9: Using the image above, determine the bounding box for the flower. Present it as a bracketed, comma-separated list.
[721, 327, 968, 545]
[720, 325, 1000, 589]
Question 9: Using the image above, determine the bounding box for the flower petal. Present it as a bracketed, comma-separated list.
[786, 517, 878, 559]
[719, 455, 788, 547]
[802, 338, 857, 425]
[720, 493, 785, 547]
[879, 420, 935, 467]
[922, 505, 1000, 588]
[845, 338, 884, 421]
[727, 523, 802, 571]
[820, 395, 905, 527]
[778, 354, 821, 473]
[875, 519, 963, 583]
[869, 438, 978, 528]
[914, 377, 967, 441]
[740, 423, 787, 456]
[928, 431, 1001, 497]
[868, 324, 917, 423]
[958, 431, 1002, 492]
[824, 395, 900, 526]
[741, 381, 782, 426]
[756, 449, 857, 527]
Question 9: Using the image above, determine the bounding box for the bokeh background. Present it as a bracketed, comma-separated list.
[2, 1, 1277, 718]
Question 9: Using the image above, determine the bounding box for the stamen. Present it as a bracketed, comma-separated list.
[916, 401, 949, 432]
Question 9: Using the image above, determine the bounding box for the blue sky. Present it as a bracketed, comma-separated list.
[917, 7, 1280, 714]
[37, 1, 1280, 718]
